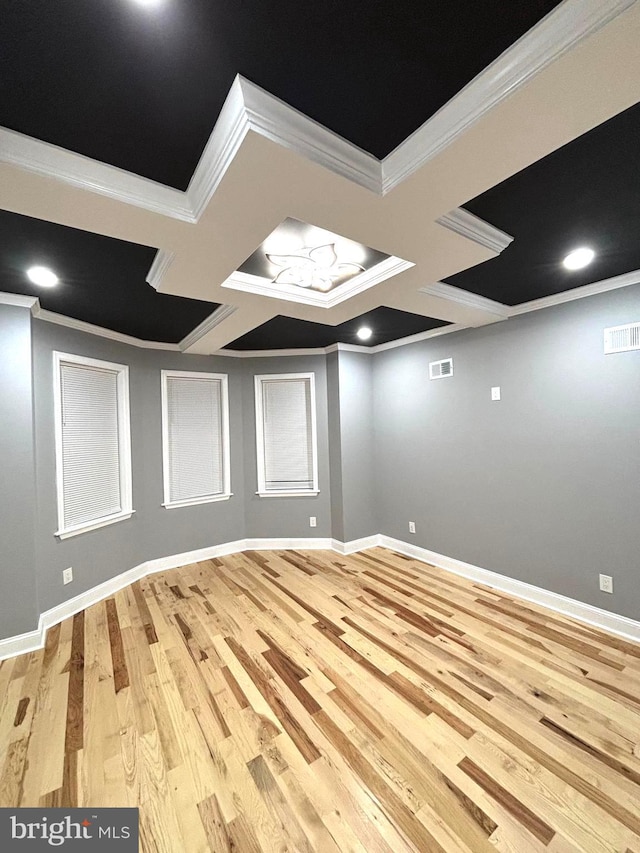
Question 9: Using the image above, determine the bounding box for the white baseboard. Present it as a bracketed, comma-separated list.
[244, 537, 334, 552]
[2, 534, 638, 660]
[0, 627, 44, 661]
[331, 534, 380, 555]
[378, 535, 640, 645]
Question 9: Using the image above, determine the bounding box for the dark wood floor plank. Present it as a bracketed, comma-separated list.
[106, 598, 129, 694]
[459, 757, 555, 845]
[64, 611, 84, 753]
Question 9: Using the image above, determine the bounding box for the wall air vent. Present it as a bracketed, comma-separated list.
[429, 358, 453, 380]
[604, 322, 640, 354]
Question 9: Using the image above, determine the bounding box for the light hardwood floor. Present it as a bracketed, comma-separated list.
[1, 548, 640, 852]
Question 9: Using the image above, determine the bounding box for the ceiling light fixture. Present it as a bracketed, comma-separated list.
[357, 326, 372, 341]
[267, 243, 364, 292]
[562, 247, 595, 270]
[26, 266, 59, 288]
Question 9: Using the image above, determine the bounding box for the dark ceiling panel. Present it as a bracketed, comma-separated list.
[445, 103, 640, 305]
[0, 210, 216, 342]
[229, 307, 449, 350]
[0, 0, 561, 189]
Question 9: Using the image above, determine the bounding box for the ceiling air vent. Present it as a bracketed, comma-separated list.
[429, 358, 453, 380]
[604, 322, 640, 354]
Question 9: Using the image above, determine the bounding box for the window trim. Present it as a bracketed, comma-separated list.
[53, 351, 133, 540]
[254, 372, 319, 498]
[160, 369, 231, 509]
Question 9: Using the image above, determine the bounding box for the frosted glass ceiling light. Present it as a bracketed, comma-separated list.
[563, 247, 595, 270]
[27, 265, 59, 287]
[267, 243, 364, 292]
[357, 326, 372, 341]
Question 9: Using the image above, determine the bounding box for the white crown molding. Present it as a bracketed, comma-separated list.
[331, 257, 414, 307]
[2, 533, 638, 660]
[238, 77, 381, 195]
[378, 535, 640, 644]
[382, 0, 637, 192]
[0, 292, 38, 309]
[420, 280, 510, 318]
[369, 323, 468, 353]
[31, 304, 180, 350]
[187, 76, 381, 222]
[179, 304, 238, 351]
[186, 77, 252, 220]
[221, 256, 414, 310]
[217, 346, 329, 358]
[326, 342, 370, 354]
[146, 249, 176, 291]
[436, 208, 513, 254]
[508, 268, 640, 316]
[0, 127, 195, 222]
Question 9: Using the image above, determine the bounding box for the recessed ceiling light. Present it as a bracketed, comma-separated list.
[133, 0, 163, 6]
[563, 247, 595, 270]
[357, 326, 372, 341]
[26, 266, 59, 288]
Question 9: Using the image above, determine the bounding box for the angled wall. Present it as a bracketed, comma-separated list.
[241, 354, 333, 539]
[329, 351, 377, 542]
[31, 320, 247, 617]
[0, 304, 39, 637]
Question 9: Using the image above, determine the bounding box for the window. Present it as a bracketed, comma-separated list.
[53, 352, 133, 539]
[161, 370, 231, 508]
[254, 373, 318, 497]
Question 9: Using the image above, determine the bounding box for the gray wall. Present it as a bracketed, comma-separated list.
[0, 305, 39, 637]
[32, 321, 247, 616]
[3, 280, 640, 640]
[241, 355, 333, 539]
[326, 350, 344, 542]
[373, 285, 640, 620]
[335, 351, 377, 541]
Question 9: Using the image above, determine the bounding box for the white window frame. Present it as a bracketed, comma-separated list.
[53, 351, 133, 540]
[161, 370, 231, 509]
[254, 372, 319, 498]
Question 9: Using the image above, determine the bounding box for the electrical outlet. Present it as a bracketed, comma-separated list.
[491, 386, 501, 401]
[599, 574, 613, 594]
[63, 567, 73, 585]
[408, 521, 416, 534]
[309, 516, 317, 528]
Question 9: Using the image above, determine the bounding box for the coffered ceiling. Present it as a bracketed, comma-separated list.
[1, 0, 639, 351]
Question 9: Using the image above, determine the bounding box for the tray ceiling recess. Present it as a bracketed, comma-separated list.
[226, 218, 414, 309]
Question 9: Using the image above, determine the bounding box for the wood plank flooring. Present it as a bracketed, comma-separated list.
[1, 547, 640, 852]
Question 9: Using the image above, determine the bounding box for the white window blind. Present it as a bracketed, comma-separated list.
[54, 353, 132, 539]
[255, 374, 318, 495]
[162, 371, 230, 508]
